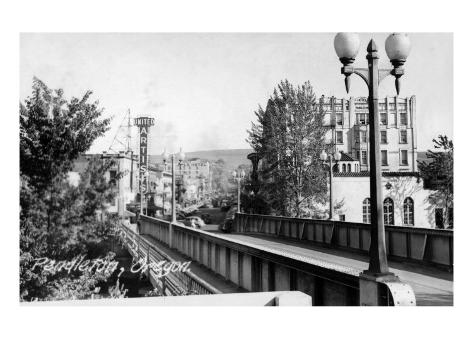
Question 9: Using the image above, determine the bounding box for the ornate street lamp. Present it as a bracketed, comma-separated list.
[320, 150, 341, 220]
[232, 169, 246, 213]
[162, 148, 186, 223]
[334, 32, 411, 278]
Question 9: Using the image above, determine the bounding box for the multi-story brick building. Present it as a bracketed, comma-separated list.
[320, 95, 417, 172]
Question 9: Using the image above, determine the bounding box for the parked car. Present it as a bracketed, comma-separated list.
[220, 202, 231, 212]
[219, 206, 237, 233]
[219, 218, 233, 233]
[182, 216, 206, 229]
[177, 211, 187, 220]
[198, 213, 212, 224]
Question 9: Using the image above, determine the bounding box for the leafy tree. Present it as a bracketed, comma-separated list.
[418, 135, 454, 228]
[20, 78, 121, 300]
[210, 158, 230, 194]
[247, 80, 331, 217]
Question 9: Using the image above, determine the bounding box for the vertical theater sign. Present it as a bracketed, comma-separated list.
[134, 116, 155, 214]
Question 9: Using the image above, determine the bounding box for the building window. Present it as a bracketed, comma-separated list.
[384, 198, 395, 225]
[324, 113, 331, 125]
[361, 150, 367, 165]
[339, 214, 346, 222]
[400, 150, 408, 165]
[380, 130, 387, 144]
[336, 131, 343, 144]
[381, 150, 388, 166]
[109, 170, 117, 187]
[400, 112, 407, 125]
[362, 198, 371, 224]
[380, 112, 388, 125]
[403, 197, 414, 226]
[379, 103, 387, 111]
[389, 103, 396, 110]
[347, 164, 351, 173]
[360, 130, 367, 143]
[400, 130, 407, 144]
[336, 113, 343, 125]
[356, 113, 368, 125]
[342, 164, 346, 173]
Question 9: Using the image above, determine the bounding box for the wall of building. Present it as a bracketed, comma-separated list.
[331, 174, 435, 228]
[71, 153, 140, 216]
[321, 95, 417, 173]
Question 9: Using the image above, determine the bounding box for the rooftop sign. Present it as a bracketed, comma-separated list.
[134, 116, 155, 127]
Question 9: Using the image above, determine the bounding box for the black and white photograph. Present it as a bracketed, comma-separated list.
[2, 1, 470, 354]
[19, 31, 453, 307]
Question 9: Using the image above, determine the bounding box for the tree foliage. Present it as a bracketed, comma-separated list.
[247, 80, 331, 217]
[210, 158, 230, 194]
[20, 78, 121, 300]
[418, 135, 454, 228]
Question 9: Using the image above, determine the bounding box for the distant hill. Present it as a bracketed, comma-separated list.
[149, 149, 254, 170]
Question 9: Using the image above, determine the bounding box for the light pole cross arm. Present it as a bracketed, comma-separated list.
[342, 66, 369, 86]
[342, 67, 394, 89]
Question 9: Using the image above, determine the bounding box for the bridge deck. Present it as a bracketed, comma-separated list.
[202, 225, 453, 306]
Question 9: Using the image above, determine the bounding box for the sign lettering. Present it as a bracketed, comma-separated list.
[134, 117, 155, 210]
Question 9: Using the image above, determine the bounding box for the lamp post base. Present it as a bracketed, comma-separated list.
[359, 271, 416, 306]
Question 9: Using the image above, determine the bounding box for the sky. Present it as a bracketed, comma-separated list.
[19, 33, 453, 154]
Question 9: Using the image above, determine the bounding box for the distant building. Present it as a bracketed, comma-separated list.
[160, 157, 211, 201]
[320, 95, 417, 172]
[71, 151, 137, 216]
[162, 157, 210, 179]
[71, 153, 212, 217]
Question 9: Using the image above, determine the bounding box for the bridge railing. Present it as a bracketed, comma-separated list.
[138, 215, 415, 306]
[233, 213, 453, 269]
[117, 221, 220, 295]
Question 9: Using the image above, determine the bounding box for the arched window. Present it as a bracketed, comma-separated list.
[347, 164, 351, 172]
[384, 198, 395, 225]
[362, 198, 371, 224]
[342, 164, 346, 172]
[403, 197, 414, 226]
[333, 164, 339, 173]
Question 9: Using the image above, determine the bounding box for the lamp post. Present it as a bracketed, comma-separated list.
[320, 150, 341, 220]
[162, 148, 186, 223]
[199, 176, 205, 201]
[162, 185, 166, 216]
[249, 190, 255, 214]
[334, 33, 411, 277]
[232, 169, 245, 213]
